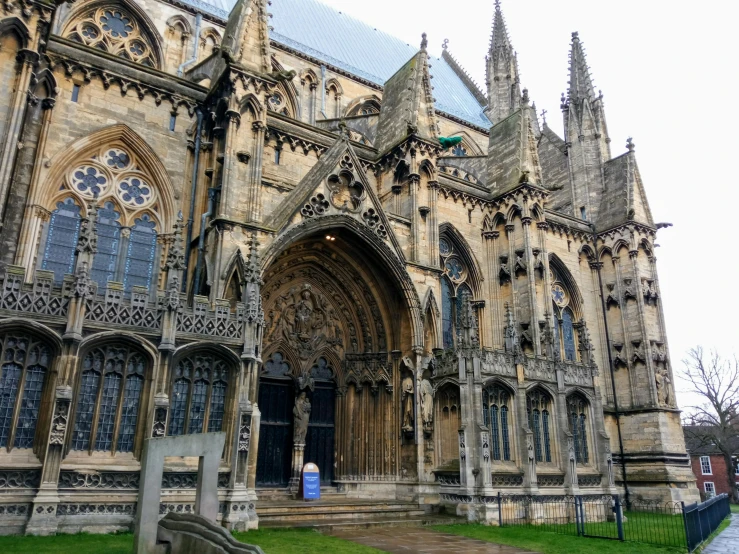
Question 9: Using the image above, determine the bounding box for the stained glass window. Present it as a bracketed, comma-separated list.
[90, 202, 121, 288]
[14, 363, 45, 448]
[168, 354, 230, 437]
[124, 215, 157, 291]
[41, 198, 81, 284]
[527, 390, 553, 464]
[72, 346, 145, 453]
[482, 384, 512, 462]
[0, 363, 22, 447]
[441, 277, 454, 349]
[568, 396, 589, 464]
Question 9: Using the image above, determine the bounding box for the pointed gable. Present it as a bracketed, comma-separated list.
[598, 142, 654, 229]
[487, 100, 543, 195]
[220, 0, 271, 74]
[374, 37, 438, 154]
[264, 137, 406, 261]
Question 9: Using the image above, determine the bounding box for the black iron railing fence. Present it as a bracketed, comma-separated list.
[495, 492, 730, 552]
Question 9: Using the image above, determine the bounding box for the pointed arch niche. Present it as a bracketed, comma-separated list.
[16, 125, 177, 292]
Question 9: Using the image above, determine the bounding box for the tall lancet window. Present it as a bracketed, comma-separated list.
[482, 384, 512, 461]
[0, 333, 52, 450]
[568, 395, 589, 464]
[527, 389, 553, 463]
[41, 198, 82, 284]
[168, 354, 230, 436]
[439, 236, 477, 349]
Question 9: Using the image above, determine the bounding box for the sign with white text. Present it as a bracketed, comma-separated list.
[302, 462, 320, 500]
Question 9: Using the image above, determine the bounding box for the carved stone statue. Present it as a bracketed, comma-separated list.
[401, 375, 414, 432]
[420, 379, 433, 432]
[655, 367, 672, 406]
[293, 392, 311, 444]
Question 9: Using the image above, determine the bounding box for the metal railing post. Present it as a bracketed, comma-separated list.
[680, 501, 691, 552]
[614, 495, 624, 541]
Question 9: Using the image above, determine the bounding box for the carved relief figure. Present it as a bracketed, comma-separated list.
[401, 374, 414, 432]
[293, 392, 311, 444]
[420, 378, 433, 432]
[266, 284, 343, 361]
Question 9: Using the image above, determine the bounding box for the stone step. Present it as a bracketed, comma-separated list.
[258, 507, 427, 523]
[260, 514, 465, 531]
[257, 500, 420, 514]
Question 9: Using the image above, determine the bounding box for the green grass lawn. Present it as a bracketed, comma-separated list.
[433, 524, 685, 554]
[730, 503, 739, 514]
[0, 529, 381, 554]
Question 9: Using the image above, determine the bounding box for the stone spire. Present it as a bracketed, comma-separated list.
[485, 0, 521, 124]
[561, 31, 611, 222]
[219, 0, 272, 74]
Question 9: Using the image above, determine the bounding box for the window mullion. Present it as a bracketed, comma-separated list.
[115, 229, 131, 283]
[8, 364, 28, 452]
[182, 380, 193, 434]
[111, 370, 127, 455]
[88, 370, 106, 454]
[202, 380, 213, 433]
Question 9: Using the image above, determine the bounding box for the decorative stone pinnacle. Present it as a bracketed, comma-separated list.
[421, 33, 428, 51]
[522, 88, 529, 104]
[442, 38, 449, 50]
[626, 137, 635, 152]
[245, 232, 263, 285]
[572, 31, 579, 41]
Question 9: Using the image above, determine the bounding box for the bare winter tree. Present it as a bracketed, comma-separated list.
[681, 347, 739, 503]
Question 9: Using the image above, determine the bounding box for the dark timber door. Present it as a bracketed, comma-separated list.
[256, 379, 293, 487]
[304, 383, 335, 484]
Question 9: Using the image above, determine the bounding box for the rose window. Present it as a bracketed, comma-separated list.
[99, 10, 133, 38]
[63, 6, 158, 68]
[117, 177, 153, 206]
[72, 166, 108, 197]
[103, 149, 131, 170]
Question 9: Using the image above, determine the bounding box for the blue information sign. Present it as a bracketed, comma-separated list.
[302, 463, 321, 500]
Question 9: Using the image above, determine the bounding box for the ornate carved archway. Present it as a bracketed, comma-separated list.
[256, 229, 415, 487]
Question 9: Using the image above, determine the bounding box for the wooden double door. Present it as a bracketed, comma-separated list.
[256, 378, 335, 487]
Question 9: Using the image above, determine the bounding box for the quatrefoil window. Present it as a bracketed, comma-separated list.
[327, 171, 364, 212]
[444, 258, 465, 282]
[63, 6, 159, 68]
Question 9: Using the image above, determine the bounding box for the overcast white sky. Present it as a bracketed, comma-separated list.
[320, 0, 738, 410]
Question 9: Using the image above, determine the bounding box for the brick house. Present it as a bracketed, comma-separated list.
[684, 426, 739, 499]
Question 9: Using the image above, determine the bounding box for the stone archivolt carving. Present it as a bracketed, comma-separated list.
[265, 284, 343, 362]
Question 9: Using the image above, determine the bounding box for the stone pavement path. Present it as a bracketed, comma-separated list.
[703, 514, 739, 554]
[329, 527, 539, 553]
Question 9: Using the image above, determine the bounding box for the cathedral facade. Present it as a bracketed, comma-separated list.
[0, 0, 698, 534]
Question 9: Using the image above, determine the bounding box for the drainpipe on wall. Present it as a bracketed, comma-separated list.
[177, 13, 202, 77]
[590, 222, 630, 506]
[183, 108, 203, 292]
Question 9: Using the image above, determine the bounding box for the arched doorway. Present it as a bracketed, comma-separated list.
[255, 227, 417, 488]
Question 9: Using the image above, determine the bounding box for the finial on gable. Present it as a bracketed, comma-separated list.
[421, 32, 428, 51]
[626, 137, 635, 152]
[442, 38, 449, 50]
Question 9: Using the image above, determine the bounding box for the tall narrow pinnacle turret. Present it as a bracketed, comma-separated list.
[485, 0, 521, 124]
[567, 32, 596, 104]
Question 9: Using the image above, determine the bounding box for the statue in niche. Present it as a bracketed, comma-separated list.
[420, 379, 433, 434]
[568, 437, 577, 485]
[265, 284, 343, 361]
[401, 374, 414, 433]
[655, 367, 672, 407]
[293, 391, 311, 445]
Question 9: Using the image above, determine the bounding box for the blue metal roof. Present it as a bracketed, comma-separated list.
[182, 0, 492, 128]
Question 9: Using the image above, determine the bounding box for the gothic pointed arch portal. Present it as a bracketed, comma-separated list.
[256, 227, 414, 487]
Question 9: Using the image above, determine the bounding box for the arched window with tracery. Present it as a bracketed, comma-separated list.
[168, 353, 230, 436]
[63, 5, 160, 68]
[551, 281, 579, 362]
[527, 389, 553, 463]
[567, 395, 589, 464]
[0, 332, 52, 450]
[38, 146, 161, 292]
[439, 236, 477, 349]
[482, 384, 512, 461]
[71, 345, 145, 454]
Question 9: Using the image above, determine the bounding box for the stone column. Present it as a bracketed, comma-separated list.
[0, 49, 38, 221]
[409, 173, 420, 262]
[427, 180, 439, 265]
[218, 108, 240, 220]
[247, 120, 267, 223]
[482, 230, 501, 348]
[521, 214, 541, 353]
